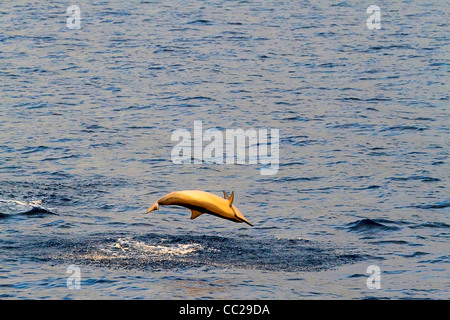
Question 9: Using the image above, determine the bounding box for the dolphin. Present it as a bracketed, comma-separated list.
[146, 190, 253, 227]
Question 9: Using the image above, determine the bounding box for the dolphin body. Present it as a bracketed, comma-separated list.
[146, 190, 253, 227]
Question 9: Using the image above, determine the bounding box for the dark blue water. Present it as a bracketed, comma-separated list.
[0, 0, 449, 299]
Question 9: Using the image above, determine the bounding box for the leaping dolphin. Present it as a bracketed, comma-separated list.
[146, 190, 253, 227]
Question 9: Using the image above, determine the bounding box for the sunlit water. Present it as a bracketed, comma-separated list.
[0, 0, 448, 299]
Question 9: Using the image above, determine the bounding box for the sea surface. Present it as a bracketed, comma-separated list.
[0, 0, 449, 299]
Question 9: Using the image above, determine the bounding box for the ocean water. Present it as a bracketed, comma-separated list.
[0, 0, 449, 299]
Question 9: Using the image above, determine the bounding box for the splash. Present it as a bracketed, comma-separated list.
[101, 237, 203, 258]
[0, 198, 55, 217]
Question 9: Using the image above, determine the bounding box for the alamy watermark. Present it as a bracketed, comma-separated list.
[366, 265, 381, 289]
[66, 5, 380, 31]
[66, 265, 81, 289]
[67, 5, 81, 30]
[171, 121, 280, 175]
[366, 5, 381, 30]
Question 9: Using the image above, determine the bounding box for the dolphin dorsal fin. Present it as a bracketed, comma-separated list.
[222, 191, 230, 200]
[228, 191, 234, 207]
[190, 209, 203, 220]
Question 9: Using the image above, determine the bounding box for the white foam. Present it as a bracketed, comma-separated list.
[0, 199, 44, 215]
[0, 199, 42, 207]
[102, 237, 202, 257]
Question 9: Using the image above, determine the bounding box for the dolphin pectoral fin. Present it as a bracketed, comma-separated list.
[222, 191, 230, 200]
[228, 191, 234, 207]
[146, 201, 159, 213]
[190, 209, 203, 220]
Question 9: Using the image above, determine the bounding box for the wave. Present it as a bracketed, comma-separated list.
[347, 219, 401, 233]
[262, 176, 322, 183]
[412, 201, 450, 209]
[388, 176, 441, 183]
[408, 222, 450, 229]
[380, 125, 428, 132]
[20, 206, 56, 216]
[0, 199, 56, 218]
[186, 19, 213, 25]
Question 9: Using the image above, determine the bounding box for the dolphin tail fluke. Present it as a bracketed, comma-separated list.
[242, 218, 254, 227]
[146, 201, 159, 213]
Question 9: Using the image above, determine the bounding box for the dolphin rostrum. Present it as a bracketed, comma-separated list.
[146, 190, 253, 227]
